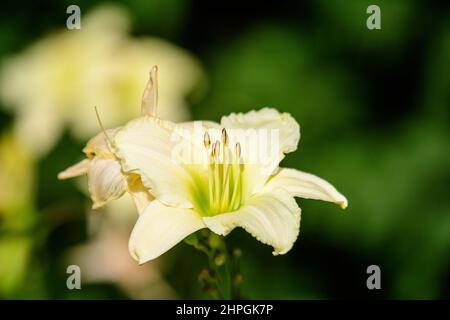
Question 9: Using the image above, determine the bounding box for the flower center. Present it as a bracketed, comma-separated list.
[203, 129, 244, 215]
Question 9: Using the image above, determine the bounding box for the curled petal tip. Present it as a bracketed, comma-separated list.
[92, 204, 100, 210]
[57, 159, 90, 180]
[337, 195, 348, 209]
[339, 200, 348, 209]
[131, 248, 142, 264]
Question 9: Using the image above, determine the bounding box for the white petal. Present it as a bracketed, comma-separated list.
[114, 117, 199, 208]
[220, 108, 300, 195]
[87, 158, 127, 209]
[15, 101, 64, 157]
[266, 168, 348, 209]
[178, 120, 221, 131]
[204, 188, 301, 255]
[83, 128, 120, 159]
[58, 159, 90, 180]
[129, 200, 205, 264]
[126, 174, 154, 214]
[221, 107, 300, 155]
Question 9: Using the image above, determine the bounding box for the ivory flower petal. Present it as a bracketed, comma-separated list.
[266, 168, 348, 209]
[221, 107, 300, 155]
[58, 130, 152, 212]
[57, 159, 90, 180]
[83, 128, 120, 159]
[87, 158, 127, 209]
[220, 108, 300, 195]
[126, 174, 155, 215]
[203, 188, 301, 255]
[129, 200, 205, 264]
[114, 117, 199, 209]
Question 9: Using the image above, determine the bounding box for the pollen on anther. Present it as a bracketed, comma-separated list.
[221, 128, 229, 146]
[203, 131, 211, 148]
[211, 140, 218, 157]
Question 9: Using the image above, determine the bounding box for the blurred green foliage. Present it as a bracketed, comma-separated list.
[0, 0, 449, 299]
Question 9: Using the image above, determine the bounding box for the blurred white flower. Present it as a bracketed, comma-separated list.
[0, 5, 203, 157]
[68, 201, 176, 299]
[0, 131, 34, 296]
[0, 131, 34, 216]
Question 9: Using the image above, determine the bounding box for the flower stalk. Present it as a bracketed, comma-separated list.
[185, 230, 243, 300]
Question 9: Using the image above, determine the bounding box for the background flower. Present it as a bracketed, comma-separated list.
[67, 199, 177, 299]
[0, 131, 35, 297]
[0, 5, 204, 158]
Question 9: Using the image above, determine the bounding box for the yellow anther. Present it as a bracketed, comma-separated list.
[203, 131, 211, 149]
[221, 128, 229, 146]
[204, 135, 244, 215]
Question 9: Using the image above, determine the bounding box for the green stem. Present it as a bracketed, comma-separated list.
[184, 230, 244, 299]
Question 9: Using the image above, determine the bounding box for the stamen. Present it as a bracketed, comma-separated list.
[211, 141, 216, 157]
[208, 158, 215, 210]
[220, 146, 231, 211]
[235, 142, 241, 157]
[204, 136, 244, 215]
[203, 131, 211, 149]
[229, 147, 242, 211]
[214, 141, 221, 157]
[221, 128, 229, 146]
[213, 141, 221, 211]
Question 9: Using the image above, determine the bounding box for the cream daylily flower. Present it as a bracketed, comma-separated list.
[57, 127, 152, 211]
[113, 108, 348, 264]
[58, 66, 346, 264]
[57, 66, 160, 211]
